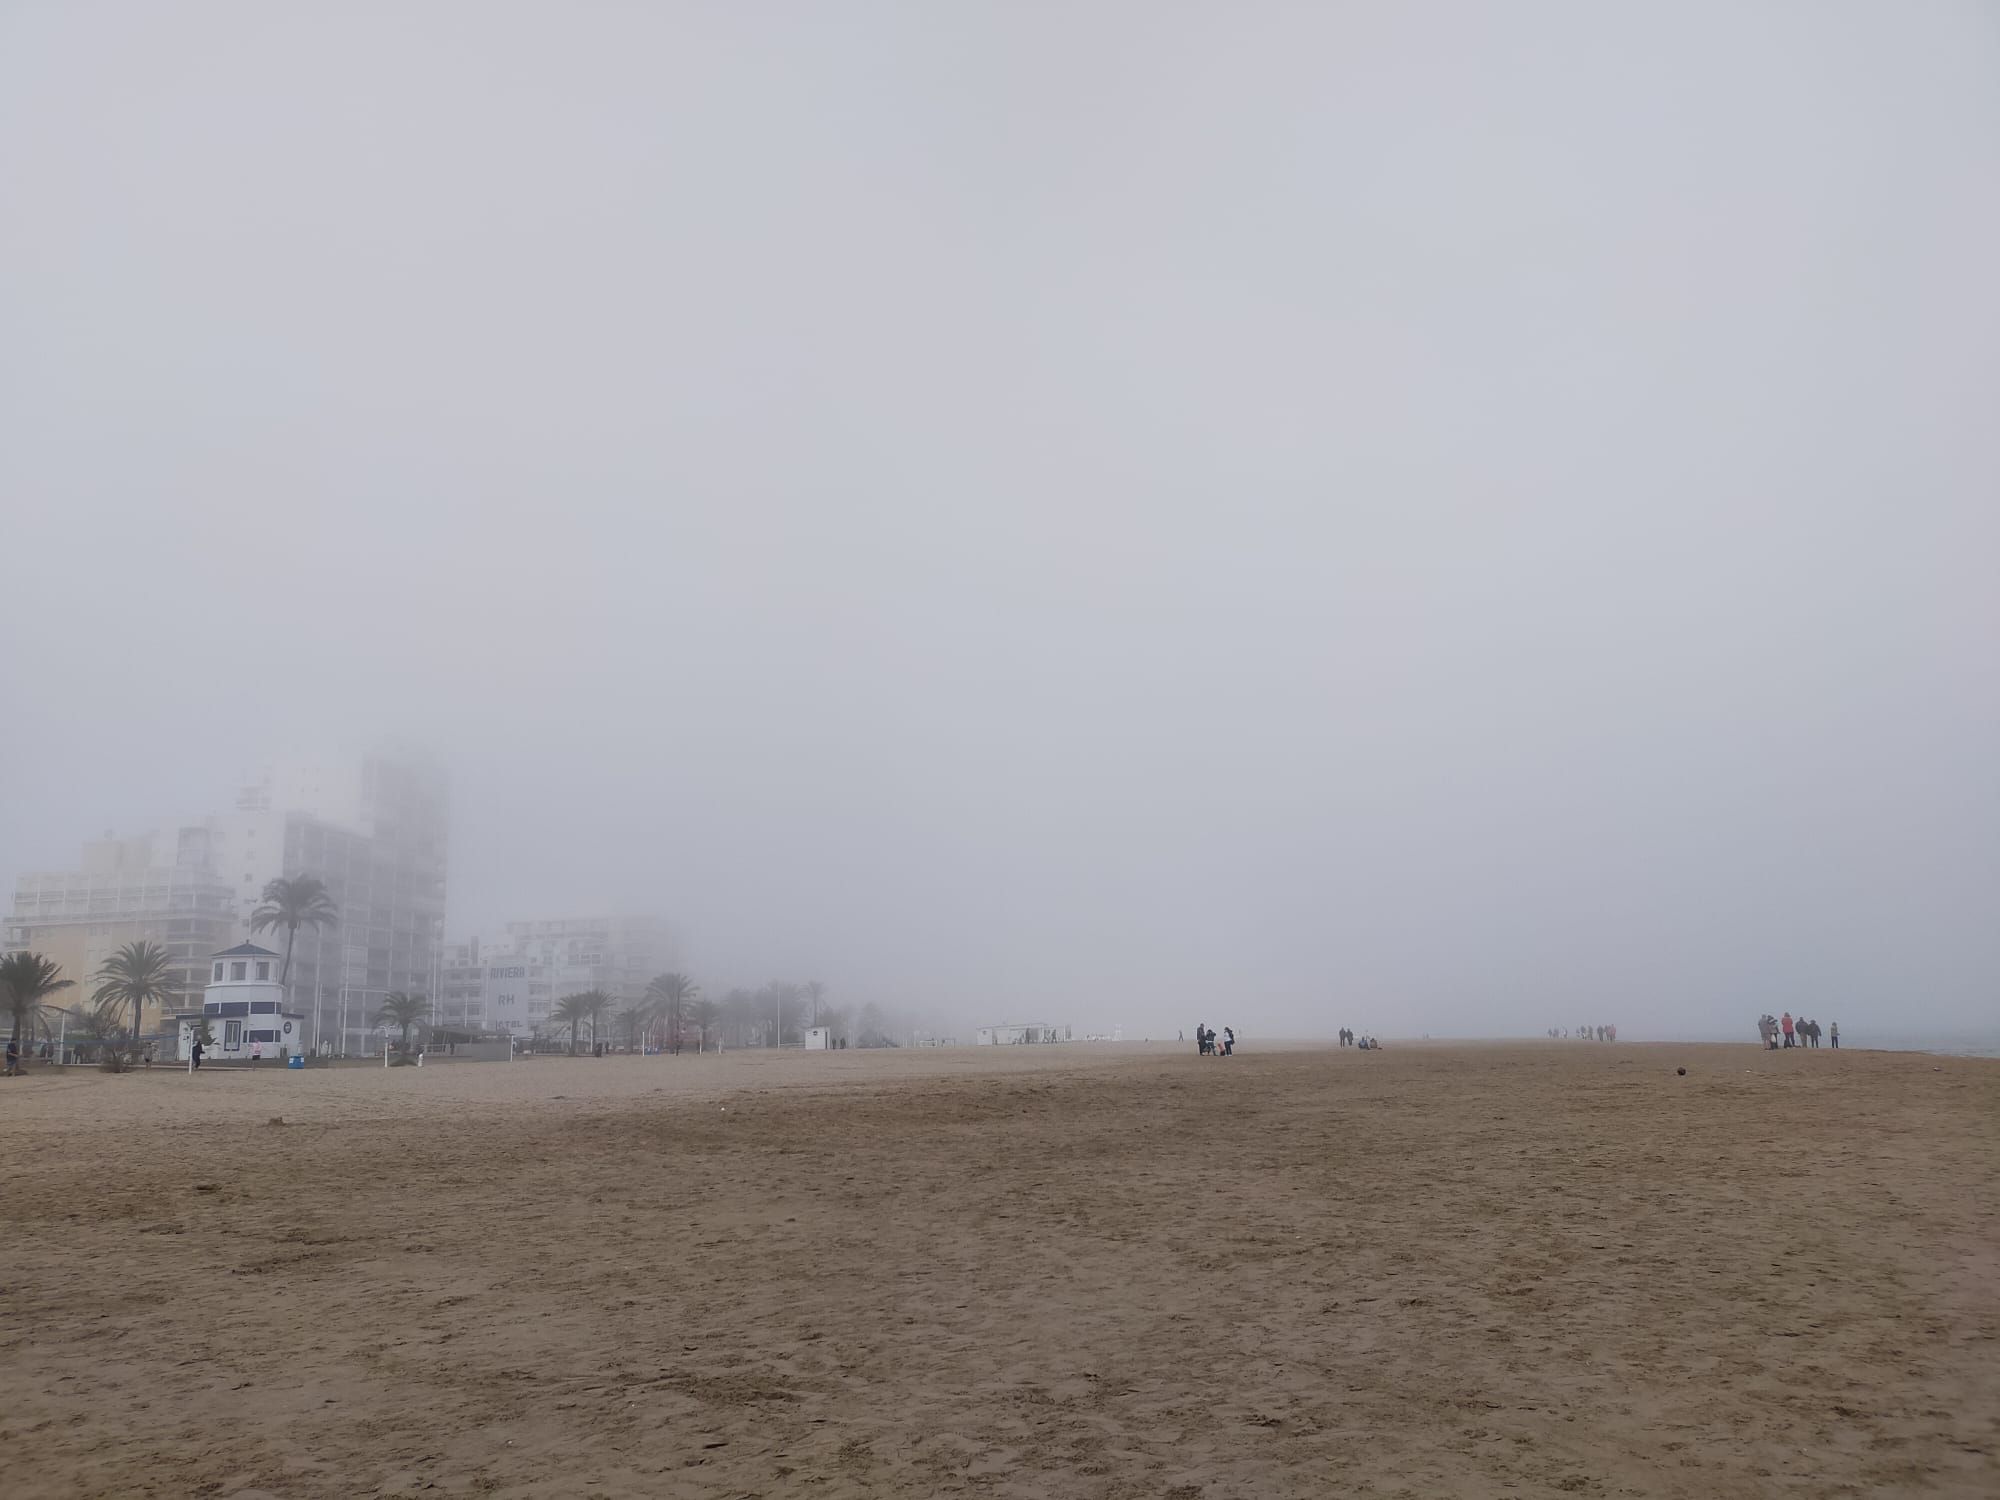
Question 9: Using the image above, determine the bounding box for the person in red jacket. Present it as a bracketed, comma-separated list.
[1781, 1011, 1795, 1048]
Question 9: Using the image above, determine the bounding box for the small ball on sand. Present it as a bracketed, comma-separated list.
[1676, 1067, 1687, 1076]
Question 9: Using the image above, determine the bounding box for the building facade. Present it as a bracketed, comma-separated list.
[7, 834, 239, 1033]
[435, 916, 672, 1038]
[7, 750, 449, 1056]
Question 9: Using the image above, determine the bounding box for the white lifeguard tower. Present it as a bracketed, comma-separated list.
[175, 942, 306, 1061]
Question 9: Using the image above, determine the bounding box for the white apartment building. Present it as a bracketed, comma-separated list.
[435, 916, 671, 1038]
[7, 750, 448, 1056]
[7, 834, 239, 1030]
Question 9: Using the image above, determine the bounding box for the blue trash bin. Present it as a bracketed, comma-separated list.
[287, 1054, 304, 1069]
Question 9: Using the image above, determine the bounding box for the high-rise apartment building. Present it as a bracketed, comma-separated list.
[435, 916, 671, 1038]
[6, 834, 238, 1031]
[6, 749, 449, 1055]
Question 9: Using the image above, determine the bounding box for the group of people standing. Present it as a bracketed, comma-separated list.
[1546, 1025, 1617, 1041]
[1759, 1012, 1836, 1049]
[1336, 1028, 1378, 1048]
[1194, 1023, 1234, 1056]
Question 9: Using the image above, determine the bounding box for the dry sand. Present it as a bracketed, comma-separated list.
[3, 1042, 1995, 1498]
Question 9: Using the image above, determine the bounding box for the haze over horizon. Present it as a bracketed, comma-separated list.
[4, 4, 1996, 1042]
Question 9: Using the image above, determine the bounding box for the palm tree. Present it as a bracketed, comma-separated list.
[93, 939, 177, 1043]
[2, 952, 74, 1065]
[617, 999, 658, 1054]
[689, 998, 720, 1053]
[578, 989, 613, 1051]
[375, 991, 428, 1055]
[77, 997, 140, 1070]
[549, 993, 587, 1054]
[645, 972, 700, 1054]
[248, 876, 339, 988]
[720, 987, 757, 1049]
[550, 990, 614, 1054]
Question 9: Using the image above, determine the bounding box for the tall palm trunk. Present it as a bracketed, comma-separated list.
[280, 922, 298, 1053]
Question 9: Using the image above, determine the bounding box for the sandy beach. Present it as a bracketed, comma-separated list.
[3, 1042, 1995, 1498]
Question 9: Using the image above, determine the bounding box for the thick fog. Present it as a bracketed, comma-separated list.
[4, 5, 1996, 1041]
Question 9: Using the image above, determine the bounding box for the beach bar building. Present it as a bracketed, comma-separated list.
[173, 942, 306, 1061]
[974, 1022, 1071, 1046]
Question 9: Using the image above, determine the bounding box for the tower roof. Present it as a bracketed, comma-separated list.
[213, 941, 281, 959]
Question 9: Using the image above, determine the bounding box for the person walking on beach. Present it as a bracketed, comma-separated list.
[3, 1037, 19, 1076]
[1830, 1021, 1839, 1049]
[1222, 1026, 1235, 1057]
[1781, 1011, 1795, 1048]
[190, 1036, 205, 1070]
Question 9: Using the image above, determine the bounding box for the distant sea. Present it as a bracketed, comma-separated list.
[1538, 1032, 2000, 1059]
[1849, 1034, 2000, 1060]
[1638, 1033, 2000, 1059]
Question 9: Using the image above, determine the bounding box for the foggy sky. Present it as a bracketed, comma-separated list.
[4, 4, 1996, 1040]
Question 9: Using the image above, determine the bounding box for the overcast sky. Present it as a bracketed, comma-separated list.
[3, 3, 1996, 1039]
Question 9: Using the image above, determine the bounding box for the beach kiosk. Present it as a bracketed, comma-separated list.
[975, 1023, 1072, 1046]
[176, 942, 306, 1062]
